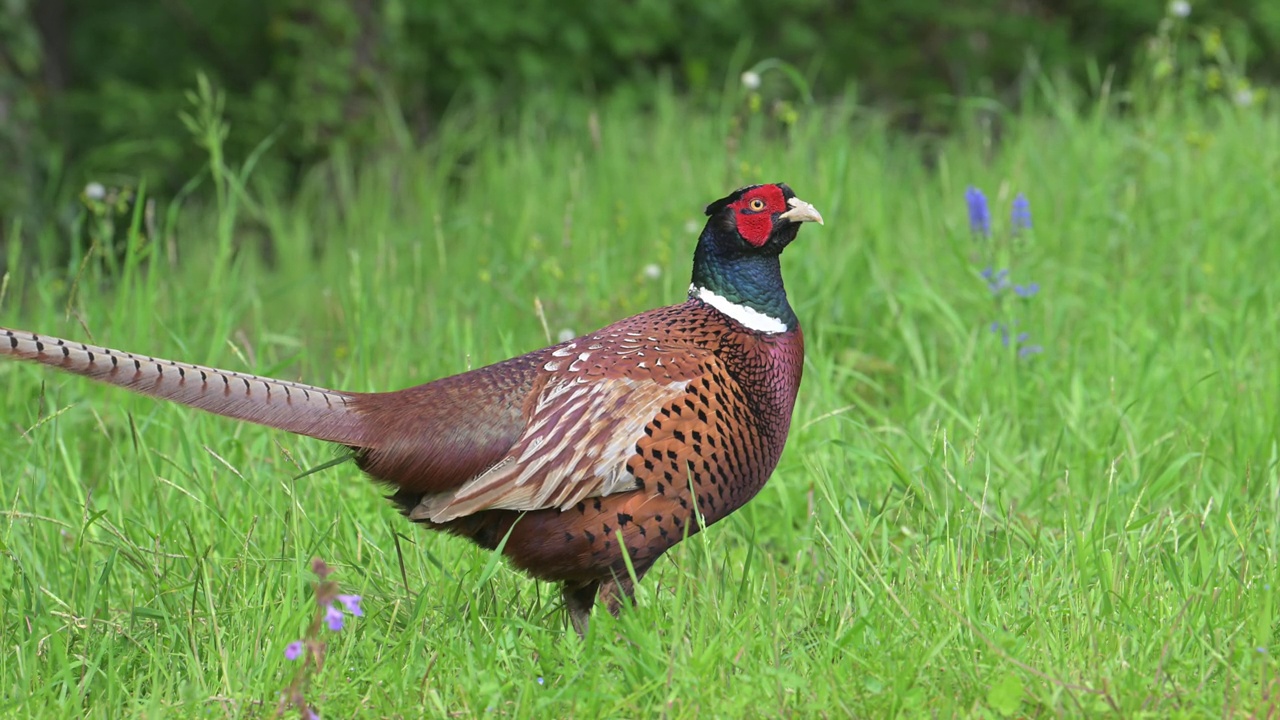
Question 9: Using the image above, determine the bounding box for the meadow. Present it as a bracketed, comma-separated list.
[1, 84, 1278, 717]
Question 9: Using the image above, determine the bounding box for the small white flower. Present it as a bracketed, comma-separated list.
[642, 263, 662, 280]
[1234, 88, 1254, 107]
[1169, 0, 1190, 18]
[684, 219, 701, 235]
[740, 71, 761, 90]
[556, 328, 576, 343]
[84, 182, 106, 200]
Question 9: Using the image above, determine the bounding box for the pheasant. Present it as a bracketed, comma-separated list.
[0, 183, 822, 634]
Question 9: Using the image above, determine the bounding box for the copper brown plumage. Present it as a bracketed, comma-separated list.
[0, 182, 822, 634]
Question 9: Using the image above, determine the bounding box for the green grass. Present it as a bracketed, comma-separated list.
[1, 86, 1278, 717]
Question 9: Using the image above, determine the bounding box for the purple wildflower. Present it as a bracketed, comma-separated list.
[278, 560, 362, 720]
[324, 604, 344, 631]
[966, 187, 991, 237]
[990, 322, 1011, 346]
[336, 594, 363, 617]
[990, 323, 1043, 357]
[983, 267, 1011, 294]
[970, 189, 1044, 359]
[1011, 193, 1032, 232]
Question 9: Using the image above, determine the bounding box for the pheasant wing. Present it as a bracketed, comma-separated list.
[409, 325, 715, 522]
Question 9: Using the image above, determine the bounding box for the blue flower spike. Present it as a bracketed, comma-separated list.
[970, 188, 1043, 359]
[966, 186, 991, 238]
[1011, 193, 1032, 233]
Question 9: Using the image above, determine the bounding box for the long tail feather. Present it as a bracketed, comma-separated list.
[1, 327, 368, 446]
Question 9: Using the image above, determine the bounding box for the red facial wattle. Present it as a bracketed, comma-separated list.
[731, 185, 787, 247]
[735, 210, 773, 247]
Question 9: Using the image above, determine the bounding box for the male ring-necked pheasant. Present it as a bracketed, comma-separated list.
[0, 183, 822, 634]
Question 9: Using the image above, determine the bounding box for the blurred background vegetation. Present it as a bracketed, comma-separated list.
[0, 0, 1272, 261]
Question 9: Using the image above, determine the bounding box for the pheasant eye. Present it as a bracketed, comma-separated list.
[748, 198, 767, 211]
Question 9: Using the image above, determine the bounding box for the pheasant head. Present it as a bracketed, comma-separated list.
[690, 183, 823, 334]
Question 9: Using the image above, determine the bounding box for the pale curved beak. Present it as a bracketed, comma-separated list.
[779, 196, 824, 225]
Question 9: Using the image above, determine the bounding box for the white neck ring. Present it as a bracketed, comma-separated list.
[690, 285, 788, 334]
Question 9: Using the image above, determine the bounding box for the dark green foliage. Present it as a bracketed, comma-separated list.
[0, 0, 1276, 241]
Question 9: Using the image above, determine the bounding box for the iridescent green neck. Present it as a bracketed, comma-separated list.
[689, 230, 796, 333]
